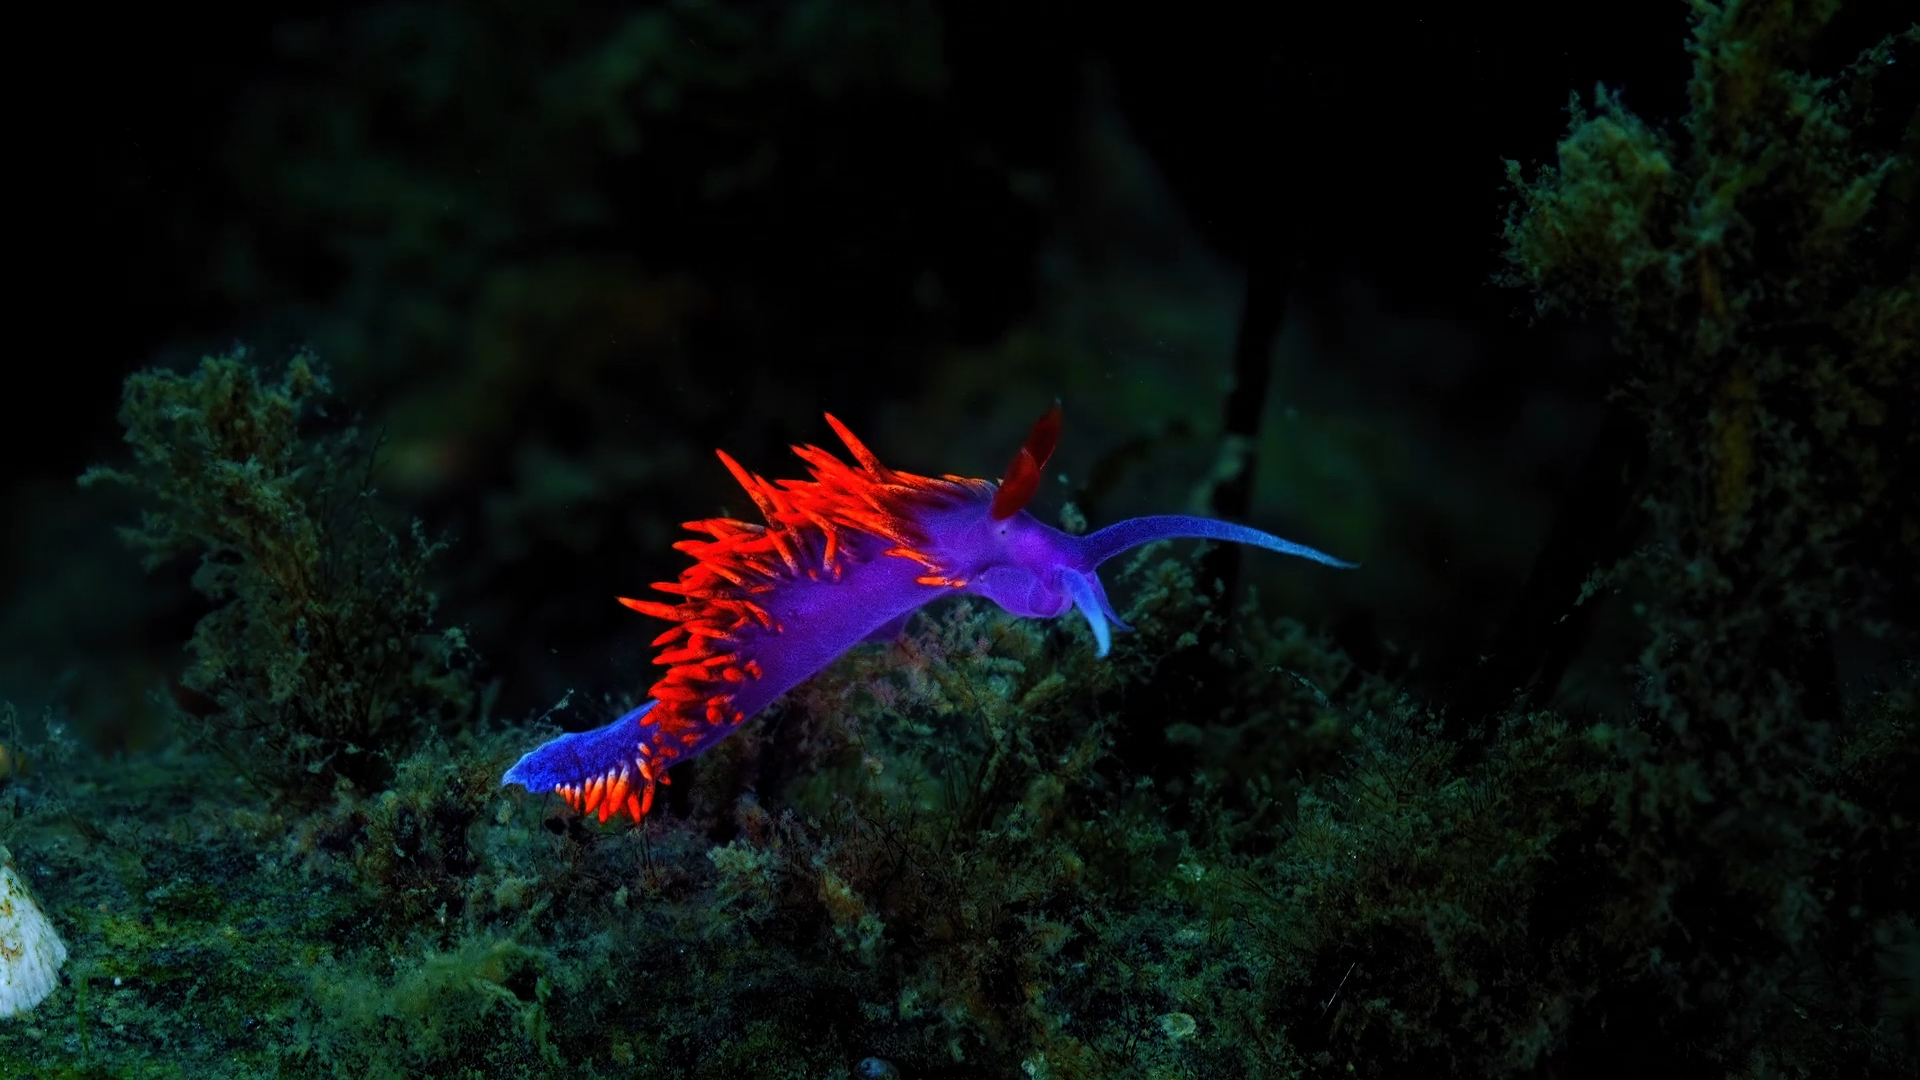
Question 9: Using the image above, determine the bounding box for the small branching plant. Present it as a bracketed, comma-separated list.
[82, 349, 474, 806]
[1496, 4, 1917, 1074]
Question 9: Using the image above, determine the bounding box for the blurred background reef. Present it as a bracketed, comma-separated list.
[0, 1, 1914, 1077]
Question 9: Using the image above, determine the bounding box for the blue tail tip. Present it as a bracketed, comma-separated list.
[501, 700, 658, 793]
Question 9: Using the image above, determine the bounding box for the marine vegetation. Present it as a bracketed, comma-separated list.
[75, 351, 476, 805]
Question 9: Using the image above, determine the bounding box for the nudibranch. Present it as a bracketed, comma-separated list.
[501, 403, 1354, 823]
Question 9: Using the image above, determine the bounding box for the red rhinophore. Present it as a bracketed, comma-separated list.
[990, 400, 1063, 520]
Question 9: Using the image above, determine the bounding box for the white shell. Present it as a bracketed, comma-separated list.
[0, 846, 68, 1018]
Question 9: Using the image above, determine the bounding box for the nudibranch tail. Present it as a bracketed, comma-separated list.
[500, 701, 669, 823]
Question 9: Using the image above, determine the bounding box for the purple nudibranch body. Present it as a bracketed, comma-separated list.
[502, 404, 1354, 822]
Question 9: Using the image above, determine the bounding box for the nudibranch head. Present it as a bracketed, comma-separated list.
[501, 403, 1355, 823]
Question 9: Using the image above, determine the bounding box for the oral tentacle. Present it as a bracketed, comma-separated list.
[1060, 570, 1115, 657]
[1076, 514, 1356, 572]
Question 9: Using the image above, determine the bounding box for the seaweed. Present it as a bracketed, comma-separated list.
[78, 350, 475, 806]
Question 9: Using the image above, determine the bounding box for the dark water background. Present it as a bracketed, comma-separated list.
[4, 0, 1706, 740]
